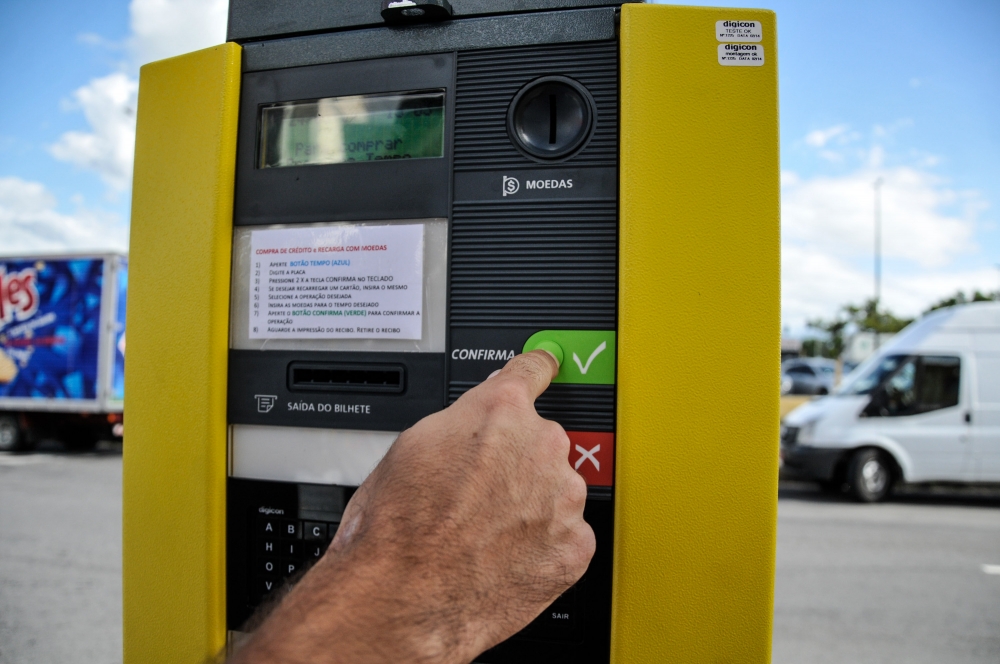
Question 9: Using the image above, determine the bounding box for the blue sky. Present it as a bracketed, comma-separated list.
[0, 0, 133, 239]
[1, 0, 998, 331]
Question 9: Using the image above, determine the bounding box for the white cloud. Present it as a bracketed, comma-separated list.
[782, 245, 872, 325]
[805, 124, 849, 148]
[0, 178, 127, 253]
[782, 245, 997, 331]
[49, 73, 138, 194]
[77, 32, 108, 47]
[781, 164, 992, 331]
[782, 166, 976, 268]
[128, 0, 229, 66]
[48, 0, 228, 202]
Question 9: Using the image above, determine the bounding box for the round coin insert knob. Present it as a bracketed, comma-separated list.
[508, 76, 595, 160]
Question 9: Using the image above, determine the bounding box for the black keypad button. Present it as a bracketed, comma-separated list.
[281, 520, 301, 539]
[261, 539, 277, 555]
[303, 521, 327, 540]
[260, 558, 279, 576]
[257, 517, 280, 538]
[257, 576, 279, 597]
[282, 560, 300, 577]
[282, 541, 301, 557]
[305, 541, 327, 559]
[327, 522, 340, 541]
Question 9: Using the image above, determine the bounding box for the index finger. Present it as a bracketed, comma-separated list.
[495, 350, 560, 401]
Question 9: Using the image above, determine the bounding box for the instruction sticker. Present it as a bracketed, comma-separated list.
[716, 20, 762, 42]
[249, 224, 424, 340]
[718, 43, 765, 66]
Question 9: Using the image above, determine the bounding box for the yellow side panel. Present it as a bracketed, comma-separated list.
[615, 5, 780, 663]
[123, 43, 240, 664]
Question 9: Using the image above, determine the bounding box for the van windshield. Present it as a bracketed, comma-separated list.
[838, 355, 908, 395]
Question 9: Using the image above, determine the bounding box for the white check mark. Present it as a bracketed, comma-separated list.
[572, 341, 607, 375]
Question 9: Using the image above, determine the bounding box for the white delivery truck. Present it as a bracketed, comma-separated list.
[0, 253, 126, 451]
[781, 302, 1000, 502]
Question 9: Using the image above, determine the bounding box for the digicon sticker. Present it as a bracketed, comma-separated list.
[716, 19, 762, 42]
[502, 176, 520, 196]
[718, 43, 764, 66]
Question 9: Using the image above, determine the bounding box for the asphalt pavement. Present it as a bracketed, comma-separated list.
[0, 445, 122, 664]
[1, 450, 998, 663]
[773, 482, 1000, 664]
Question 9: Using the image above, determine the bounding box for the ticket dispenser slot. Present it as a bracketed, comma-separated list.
[287, 363, 406, 394]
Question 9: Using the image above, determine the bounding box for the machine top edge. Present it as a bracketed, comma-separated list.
[228, 0, 642, 44]
[241, 7, 620, 72]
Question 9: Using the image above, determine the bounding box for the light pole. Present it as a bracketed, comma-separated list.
[874, 177, 884, 305]
[873, 177, 884, 351]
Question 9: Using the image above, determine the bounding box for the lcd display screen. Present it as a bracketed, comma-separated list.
[258, 91, 445, 168]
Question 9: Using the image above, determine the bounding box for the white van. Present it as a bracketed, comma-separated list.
[781, 302, 1000, 502]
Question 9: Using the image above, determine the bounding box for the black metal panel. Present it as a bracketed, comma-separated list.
[229, 0, 638, 43]
[234, 53, 455, 226]
[227, 22, 620, 664]
[454, 41, 618, 170]
[449, 381, 615, 431]
[229, 349, 447, 431]
[241, 9, 618, 72]
[450, 199, 618, 327]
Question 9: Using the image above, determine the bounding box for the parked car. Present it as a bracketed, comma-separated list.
[780, 357, 837, 395]
[781, 302, 1000, 502]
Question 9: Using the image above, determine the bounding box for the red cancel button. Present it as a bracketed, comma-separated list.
[566, 431, 614, 487]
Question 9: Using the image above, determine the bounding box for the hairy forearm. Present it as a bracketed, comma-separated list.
[232, 537, 477, 664]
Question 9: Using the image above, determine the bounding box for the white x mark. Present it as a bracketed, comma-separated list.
[574, 444, 600, 471]
[572, 341, 607, 375]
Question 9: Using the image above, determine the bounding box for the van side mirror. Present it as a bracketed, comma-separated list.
[861, 389, 884, 418]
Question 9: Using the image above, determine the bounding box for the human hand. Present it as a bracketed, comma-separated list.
[232, 350, 595, 664]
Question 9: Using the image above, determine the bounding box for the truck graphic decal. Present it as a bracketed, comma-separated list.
[0, 266, 40, 329]
[0, 258, 105, 400]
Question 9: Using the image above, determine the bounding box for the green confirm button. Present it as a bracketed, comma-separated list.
[523, 330, 616, 385]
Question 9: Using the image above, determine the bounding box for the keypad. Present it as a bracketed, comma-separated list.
[252, 514, 340, 605]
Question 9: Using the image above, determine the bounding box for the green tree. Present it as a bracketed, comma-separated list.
[844, 298, 914, 334]
[803, 314, 849, 359]
[924, 290, 997, 313]
[803, 298, 912, 359]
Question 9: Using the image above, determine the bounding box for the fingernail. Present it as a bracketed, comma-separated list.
[527, 342, 563, 368]
[487, 370, 501, 379]
[539, 349, 560, 366]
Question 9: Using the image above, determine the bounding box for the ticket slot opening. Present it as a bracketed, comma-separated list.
[287, 362, 406, 394]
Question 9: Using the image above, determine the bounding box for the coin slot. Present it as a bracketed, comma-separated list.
[549, 94, 558, 145]
[508, 76, 596, 161]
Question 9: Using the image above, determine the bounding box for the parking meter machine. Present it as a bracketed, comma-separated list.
[124, 3, 780, 663]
